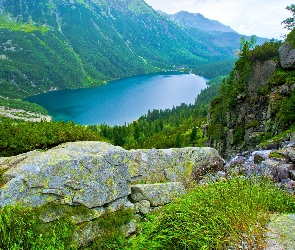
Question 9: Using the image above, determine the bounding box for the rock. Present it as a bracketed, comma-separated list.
[0, 141, 131, 208]
[122, 219, 137, 237]
[0, 141, 224, 248]
[130, 182, 185, 206]
[106, 197, 134, 213]
[279, 43, 295, 69]
[253, 153, 265, 164]
[277, 146, 295, 163]
[290, 170, 295, 181]
[290, 132, 295, 142]
[73, 220, 102, 247]
[134, 200, 151, 214]
[266, 214, 295, 249]
[277, 164, 294, 180]
[127, 147, 224, 184]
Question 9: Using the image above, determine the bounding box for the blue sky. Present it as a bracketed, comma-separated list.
[144, 0, 291, 39]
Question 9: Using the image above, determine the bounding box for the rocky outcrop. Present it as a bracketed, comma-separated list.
[279, 43, 295, 69]
[207, 42, 295, 159]
[226, 142, 295, 194]
[0, 141, 224, 246]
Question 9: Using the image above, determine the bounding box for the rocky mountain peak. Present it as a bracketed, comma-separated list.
[161, 10, 237, 33]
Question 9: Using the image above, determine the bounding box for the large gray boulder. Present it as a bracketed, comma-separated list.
[279, 43, 295, 69]
[0, 141, 224, 247]
[127, 147, 225, 184]
[0, 141, 131, 208]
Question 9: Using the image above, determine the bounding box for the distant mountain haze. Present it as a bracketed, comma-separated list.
[158, 10, 237, 33]
[0, 0, 266, 99]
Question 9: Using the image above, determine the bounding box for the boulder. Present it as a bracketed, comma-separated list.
[134, 200, 151, 214]
[277, 144, 295, 163]
[266, 214, 295, 249]
[0, 141, 224, 247]
[127, 147, 225, 184]
[279, 43, 295, 69]
[130, 182, 185, 206]
[277, 164, 294, 180]
[0, 141, 131, 208]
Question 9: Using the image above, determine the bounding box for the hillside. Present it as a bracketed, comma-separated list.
[0, 0, 240, 100]
[206, 30, 295, 158]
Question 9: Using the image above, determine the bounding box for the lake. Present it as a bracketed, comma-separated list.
[25, 72, 208, 126]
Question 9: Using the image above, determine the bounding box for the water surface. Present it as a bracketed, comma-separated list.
[26, 73, 208, 126]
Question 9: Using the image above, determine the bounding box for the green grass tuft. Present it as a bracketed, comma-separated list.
[0, 203, 133, 250]
[126, 177, 295, 249]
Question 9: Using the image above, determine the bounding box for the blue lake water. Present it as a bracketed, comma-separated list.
[25, 72, 208, 126]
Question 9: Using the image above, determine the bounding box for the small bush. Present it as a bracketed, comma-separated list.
[0, 119, 105, 157]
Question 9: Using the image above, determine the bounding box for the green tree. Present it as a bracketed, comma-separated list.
[238, 35, 257, 59]
[282, 4, 295, 30]
[190, 126, 198, 144]
[174, 133, 182, 148]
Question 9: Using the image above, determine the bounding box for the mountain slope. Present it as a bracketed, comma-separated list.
[0, 0, 239, 99]
[159, 10, 236, 33]
[206, 36, 295, 158]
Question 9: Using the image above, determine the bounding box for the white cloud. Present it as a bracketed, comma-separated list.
[144, 0, 291, 39]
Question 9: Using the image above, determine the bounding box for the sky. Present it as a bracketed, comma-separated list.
[144, 0, 292, 39]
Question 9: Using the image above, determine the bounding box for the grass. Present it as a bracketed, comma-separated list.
[260, 124, 295, 147]
[0, 177, 294, 249]
[125, 177, 295, 250]
[0, 203, 133, 250]
[0, 16, 49, 33]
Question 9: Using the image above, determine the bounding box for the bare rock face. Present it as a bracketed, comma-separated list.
[279, 43, 295, 69]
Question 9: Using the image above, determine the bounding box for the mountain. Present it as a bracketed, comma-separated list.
[0, 0, 243, 99]
[158, 10, 236, 33]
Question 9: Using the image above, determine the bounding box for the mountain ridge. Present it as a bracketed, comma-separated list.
[158, 10, 237, 33]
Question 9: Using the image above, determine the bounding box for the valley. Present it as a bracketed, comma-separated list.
[0, 0, 295, 249]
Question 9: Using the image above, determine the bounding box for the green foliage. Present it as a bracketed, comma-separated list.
[233, 126, 245, 145]
[260, 124, 295, 147]
[127, 177, 295, 249]
[0, 203, 133, 250]
[207, 38, 284, 147]
[0, 119, 104, 157]
[269, 68, 295, 87]
[89, 209, 134, 249]
[268, 152, 285, 159]
[286, 28, 295, 48]
[0, 205, 77, 250]
[276, 90, 295, 129]
[281, 4, 295, 31]
[192, 58, 236, 79]
[245, 120, 259, 129]
[247, 40, 281, 62]
[0, 97, 48, 115]
[0, 16, 49, 33]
